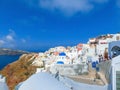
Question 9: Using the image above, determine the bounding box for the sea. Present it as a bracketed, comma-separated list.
[0, 55, 21, 70]
[0, 49, 47, 70]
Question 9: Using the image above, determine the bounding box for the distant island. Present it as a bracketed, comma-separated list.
[0, 48, 29, 55]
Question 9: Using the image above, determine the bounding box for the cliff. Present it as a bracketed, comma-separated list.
[0, 48, 29, 55]
[0, 53, 43, 90]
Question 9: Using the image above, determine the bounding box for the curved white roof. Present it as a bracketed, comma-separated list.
[0, 82, 8, 90]
[18, 72, 69, 90]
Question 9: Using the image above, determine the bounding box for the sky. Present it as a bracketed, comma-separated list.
[0, 0, 120, 51]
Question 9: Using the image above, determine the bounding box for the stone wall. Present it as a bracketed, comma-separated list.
[98, 60, 111, 83]
[50, 64, 88, 76]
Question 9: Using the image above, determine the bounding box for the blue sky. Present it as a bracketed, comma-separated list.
[0, 0, 120, 51]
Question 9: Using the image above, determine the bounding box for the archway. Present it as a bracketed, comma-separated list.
[111, 46, 120, 58]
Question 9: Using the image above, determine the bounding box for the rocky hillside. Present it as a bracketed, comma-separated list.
[0, 53, 43, 90]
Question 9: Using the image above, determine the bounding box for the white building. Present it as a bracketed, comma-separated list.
[54, 46, 66, 52]
[108, 40, 120, 90]
[66, 47, 78, 60]
[111, 56, 120, 90]
[0, 75, 8, 90]
[89, 33, 120, 57]
[56, 52, 68, 64]
[96, 39, 108, 56]
[111, 33, 120, 41]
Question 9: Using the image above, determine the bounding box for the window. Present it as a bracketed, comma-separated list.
[116, 71, 120, 90]
[62, 57, 64, 59]
[111, 46, 120, 58]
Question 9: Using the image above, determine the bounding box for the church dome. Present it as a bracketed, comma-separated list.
[59, 52, 66, 56]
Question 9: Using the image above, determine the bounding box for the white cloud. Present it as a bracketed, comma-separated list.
[24, 0, 109, 16]
[0, 40, 5, 46]
[6, 35, 14, 41]
[0, 29, 28, 48]
[5, 29, 15, 41]
[40, 0, 93, 16]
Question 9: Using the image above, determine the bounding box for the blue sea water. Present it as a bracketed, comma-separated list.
[0, 48, 47, 70]
[0, 55, 21, 70]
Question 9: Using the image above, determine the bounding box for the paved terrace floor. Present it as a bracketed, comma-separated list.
[67, 65, 108, 86]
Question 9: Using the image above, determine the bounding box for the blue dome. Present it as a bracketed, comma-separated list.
[59, 52, 66, 56]
[57, 61, 64, 64]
